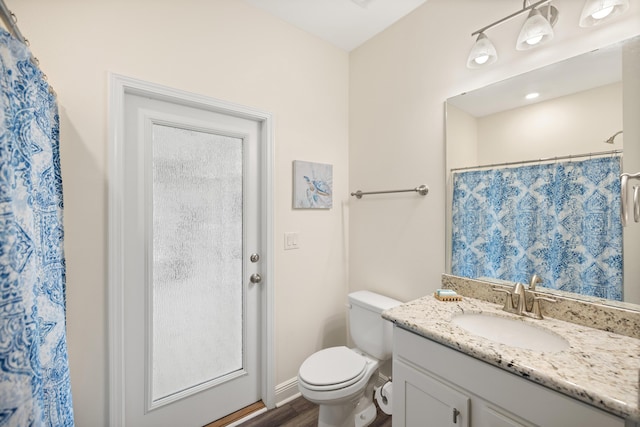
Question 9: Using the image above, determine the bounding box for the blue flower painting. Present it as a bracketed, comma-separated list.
[293, 161, 333, 209]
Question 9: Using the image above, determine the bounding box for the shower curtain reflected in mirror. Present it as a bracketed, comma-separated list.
[451, 156, 623, 300]
[0, 30, 74, 426]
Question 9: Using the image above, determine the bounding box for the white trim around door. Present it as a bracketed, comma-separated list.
[107, 73, 275, 426]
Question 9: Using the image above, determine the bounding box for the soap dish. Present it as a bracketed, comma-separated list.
[433, 293, 463, 302]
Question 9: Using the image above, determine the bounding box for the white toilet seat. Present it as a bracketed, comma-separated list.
[298, 346, 367, 391]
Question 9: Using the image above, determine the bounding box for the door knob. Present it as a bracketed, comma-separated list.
[250, 273, 262, 284]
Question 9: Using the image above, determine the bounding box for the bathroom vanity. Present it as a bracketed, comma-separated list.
[383, 283, 640, 427]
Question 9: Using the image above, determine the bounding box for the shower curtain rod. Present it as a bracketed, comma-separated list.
[450, 149, 623, 173]
[0, 0, 26, 44]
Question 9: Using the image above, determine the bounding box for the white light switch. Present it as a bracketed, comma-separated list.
[284, 232, 300, 250]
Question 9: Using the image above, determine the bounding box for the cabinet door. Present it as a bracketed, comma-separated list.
[394, 359, 470, 427]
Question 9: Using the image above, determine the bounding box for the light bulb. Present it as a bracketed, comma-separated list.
[474, 55, 489, 65]
[526, 35, 544, 45]
[591, 5, 614, 19]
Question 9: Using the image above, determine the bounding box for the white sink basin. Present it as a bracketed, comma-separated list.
[451, 313, 570, 353]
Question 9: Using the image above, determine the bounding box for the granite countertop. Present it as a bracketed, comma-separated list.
[383, 294, 640, 421]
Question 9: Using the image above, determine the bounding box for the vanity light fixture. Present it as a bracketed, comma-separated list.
[467, 0, 558, 69]
[579, 0, 629, 27]
[516, 7, 555, 50]
[466, 33, 498, 68]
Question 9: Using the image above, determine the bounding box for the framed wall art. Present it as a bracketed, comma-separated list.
[293, 160, 333, 209]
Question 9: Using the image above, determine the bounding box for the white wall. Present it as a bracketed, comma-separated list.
[349, 0, 640, 305]
[12, 1, 349, 425]
[447, 82, 623, 167]
[477, 83, 622, 164]
[446, 104, 478, 171]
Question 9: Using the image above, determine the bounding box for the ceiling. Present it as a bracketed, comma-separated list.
[243, 0, 428, 51]
[243, 0, 629, 115]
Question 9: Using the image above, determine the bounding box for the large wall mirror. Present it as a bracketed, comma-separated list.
[445, 35, 640, 309]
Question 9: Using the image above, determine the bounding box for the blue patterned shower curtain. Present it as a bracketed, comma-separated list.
[451, 156, 623, 300]
[0, 30, 74, 425]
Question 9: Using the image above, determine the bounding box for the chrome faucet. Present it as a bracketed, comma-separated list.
[493, 274, 556, 319]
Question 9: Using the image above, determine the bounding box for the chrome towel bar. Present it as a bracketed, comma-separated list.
[351, 184, 429, 199]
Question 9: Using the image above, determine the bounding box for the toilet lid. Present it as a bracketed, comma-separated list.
[299, 346, 367, 387]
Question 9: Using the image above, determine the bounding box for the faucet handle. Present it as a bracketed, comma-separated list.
[528, 274, 542, 291]
[529, 295, 557, 319]
[492, 286, 517, 313]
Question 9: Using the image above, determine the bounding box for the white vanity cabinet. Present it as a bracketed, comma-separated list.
[393, 327, 631, 427]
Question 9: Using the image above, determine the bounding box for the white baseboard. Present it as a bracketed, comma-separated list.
[275, 377, 301, 407]
[225, 378, 302, 427]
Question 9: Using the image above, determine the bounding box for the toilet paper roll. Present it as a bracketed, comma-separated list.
[375, 382, 393, 415]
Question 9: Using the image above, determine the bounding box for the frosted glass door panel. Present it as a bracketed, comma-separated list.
[151, 124, 243, 403]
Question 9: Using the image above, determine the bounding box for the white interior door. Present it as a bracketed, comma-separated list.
[113, 83, 269, 426]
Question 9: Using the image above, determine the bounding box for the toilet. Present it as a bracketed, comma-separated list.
[297, 290, 402, 427]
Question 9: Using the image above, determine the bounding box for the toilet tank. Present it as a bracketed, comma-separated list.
[348, 291, 402, 360]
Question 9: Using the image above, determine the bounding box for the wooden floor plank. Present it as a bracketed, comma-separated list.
[237, 396, 391, 427]
[238, 400, 309, 427]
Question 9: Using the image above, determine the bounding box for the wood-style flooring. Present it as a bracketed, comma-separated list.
[236, 396, 392, 427]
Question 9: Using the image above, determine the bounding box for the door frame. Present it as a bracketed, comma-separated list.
[107, 73, 275, 426]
